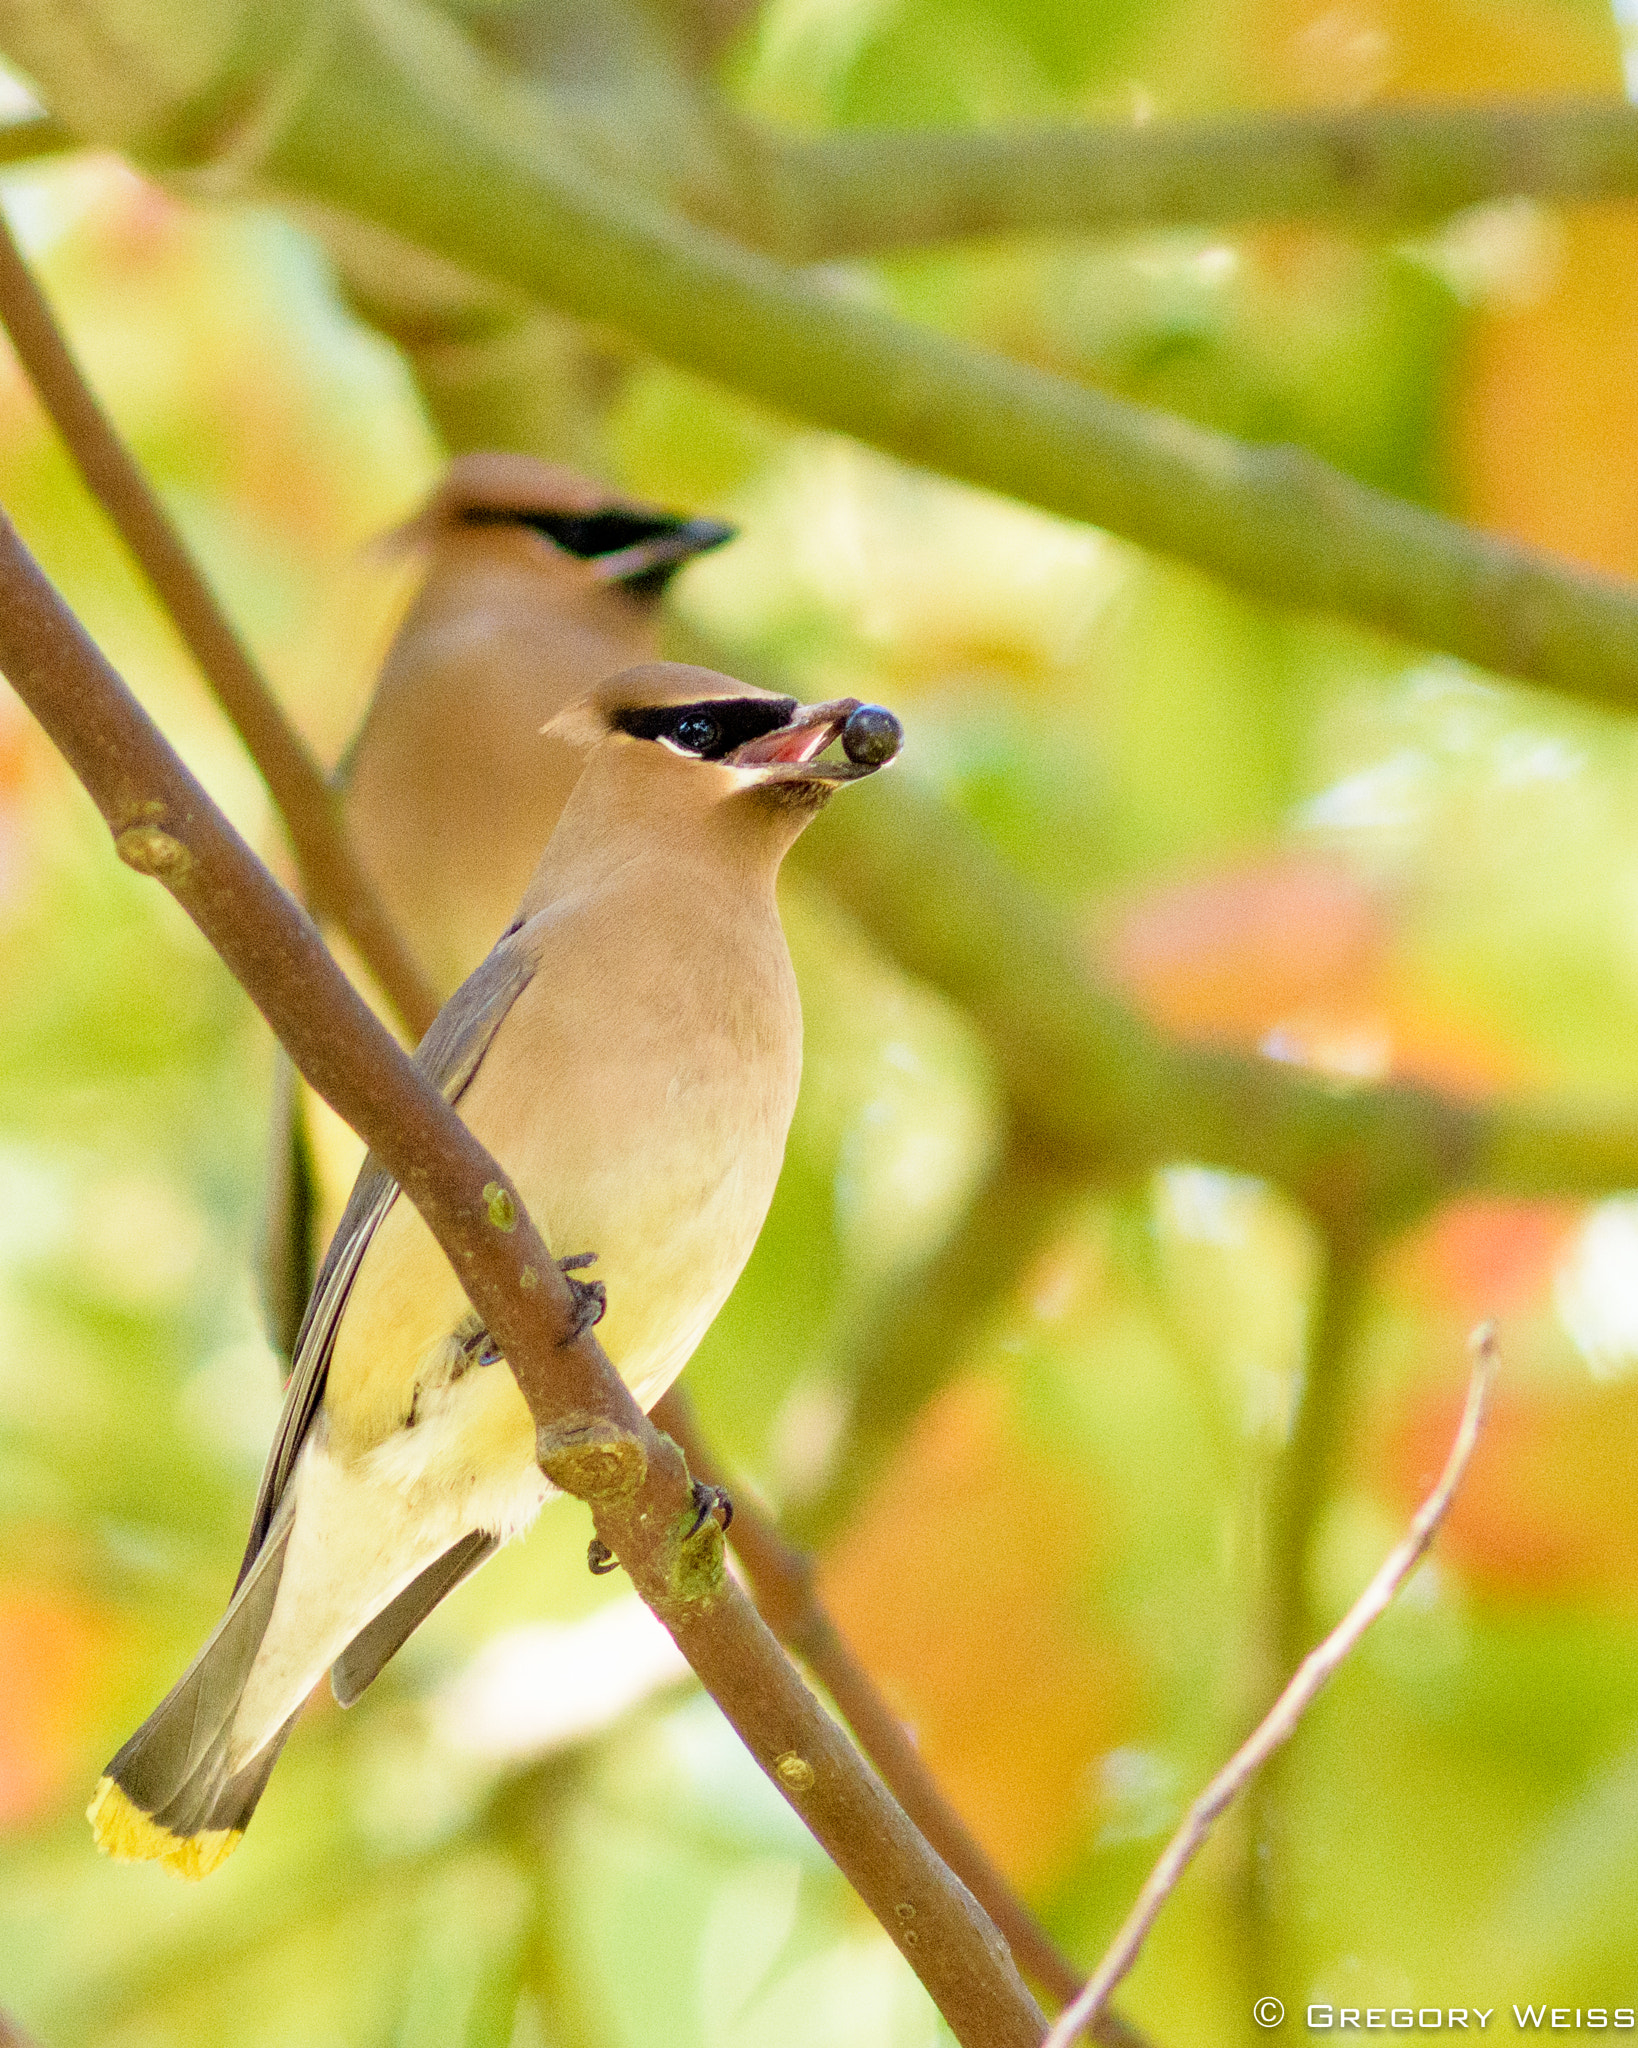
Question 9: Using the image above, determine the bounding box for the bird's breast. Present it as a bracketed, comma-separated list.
[324, 881, 801, 1502]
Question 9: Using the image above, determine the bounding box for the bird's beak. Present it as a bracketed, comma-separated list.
[728, 698, 884, 785]
[587, 518, 737, 586]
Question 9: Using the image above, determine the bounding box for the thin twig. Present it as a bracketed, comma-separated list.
[0, 203, 441, 1039]
[1043, 1324, 1497, 2048]
[0, 505, 1045, 2048]
[656, 1384, 1161, 2044]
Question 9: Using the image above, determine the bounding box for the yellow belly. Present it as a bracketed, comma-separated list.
[323, 868, 802, 1518]
[323, 1109, 788, 1512]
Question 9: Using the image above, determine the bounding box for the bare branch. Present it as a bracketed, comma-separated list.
[753, 97, 1638, 257]
[658, 1383, 1158, 2040]
[0, 203, 441, 1039]
[0, 505, 1045, 2048]
[1043, 1324, 1497, 2047]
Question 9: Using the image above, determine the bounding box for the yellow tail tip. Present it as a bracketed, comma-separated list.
[87, 1777, 241, 1882]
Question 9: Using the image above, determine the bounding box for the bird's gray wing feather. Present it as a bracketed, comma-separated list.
[237, 931, 537, 1580]
[104, 1488, 295, 1823]
[330, 1528, 498, 1706]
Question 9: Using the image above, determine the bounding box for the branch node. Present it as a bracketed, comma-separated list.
[774, 1751, 816, 1793]
[115, 821, 194, 884]
[653, 1477, 732, 1610]
[482, 1180, 517, 1230]
[536, 1414, 647, 1501]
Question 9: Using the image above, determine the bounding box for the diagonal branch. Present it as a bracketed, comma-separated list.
[0, 203, 441, 1038]
[10, 7, 1638, 713]
[799, 775, 1638, 1218]
[251, 1, 1638, 718]
[782, 1144, 1086, 1545]
[657, 1383, 1150, 2038]
[0, 504, 1045, 2048]
[748, 97, 1638, 258]
[1043, 1324, 1497, 2047]
[0, 175, 1099, 2038]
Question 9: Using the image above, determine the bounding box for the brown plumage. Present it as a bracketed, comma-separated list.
[343, 453, 734, 993]
[91, 663, 898, 1880]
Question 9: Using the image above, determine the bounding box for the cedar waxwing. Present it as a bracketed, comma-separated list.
[342, 452, 735, 995]
[90, 663, 902, 1880]
[265, 459, 728, 1465]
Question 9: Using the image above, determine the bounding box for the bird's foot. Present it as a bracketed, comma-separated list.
[557, 1251, 606, 1339]
[588, 1484, 729, 1574]
[686, 1479, 734, 1541]
[457, 1319, 503, 1369]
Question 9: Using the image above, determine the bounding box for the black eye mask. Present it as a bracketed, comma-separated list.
[613, 697, 800, 761]
[519, 509, 691, 559]
[457, 507, 732, 595]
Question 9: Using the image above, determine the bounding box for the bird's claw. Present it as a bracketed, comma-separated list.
[686, 1479, 733, 1541]
[557, 1251, 606, 1340]
[587, 1537, 617, 1575]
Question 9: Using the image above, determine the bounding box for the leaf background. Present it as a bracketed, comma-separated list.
[3, 0, 1638, 2040]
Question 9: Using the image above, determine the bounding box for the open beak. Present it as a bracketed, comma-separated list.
[728, 698, 886, 785]
[588, 517, 736, 586]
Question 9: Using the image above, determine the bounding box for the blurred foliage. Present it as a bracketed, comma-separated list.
[5, 2, 1638, 2046]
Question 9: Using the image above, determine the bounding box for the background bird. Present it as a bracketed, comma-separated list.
[264, 456, 735, 1353]
[341, 452, 735, 997]
[90, 663, 901, 1881]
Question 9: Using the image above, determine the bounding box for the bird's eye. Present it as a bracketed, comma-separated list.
[672, 712, 721, 755]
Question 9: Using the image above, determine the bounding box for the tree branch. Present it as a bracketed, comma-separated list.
[7, 6, 1638, 713]
[784, 1144, 1085, 1544]
[657, 1382, 1150, 2037]
[1240, 1233, 1369, 1994]
[749, 97, 1638, 258]
[262, 3, 1638, 717]
[799, 775, 1638, 1219]
[1043, 1324, 1496, 2047]
[0, 203, 441, 1038]
[0, 505, 1045, 2048]
[9, 7, 1638, 713]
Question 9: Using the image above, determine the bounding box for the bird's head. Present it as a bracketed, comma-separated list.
[388, 454, 735, 597]
[544, 663, 902, 868]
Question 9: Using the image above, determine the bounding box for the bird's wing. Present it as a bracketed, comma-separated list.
[329, 1527, 498, 1706]
[237, 931, 538, 1580]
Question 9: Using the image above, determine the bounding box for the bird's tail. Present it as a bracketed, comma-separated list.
[88, 1516, 295, 1881]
